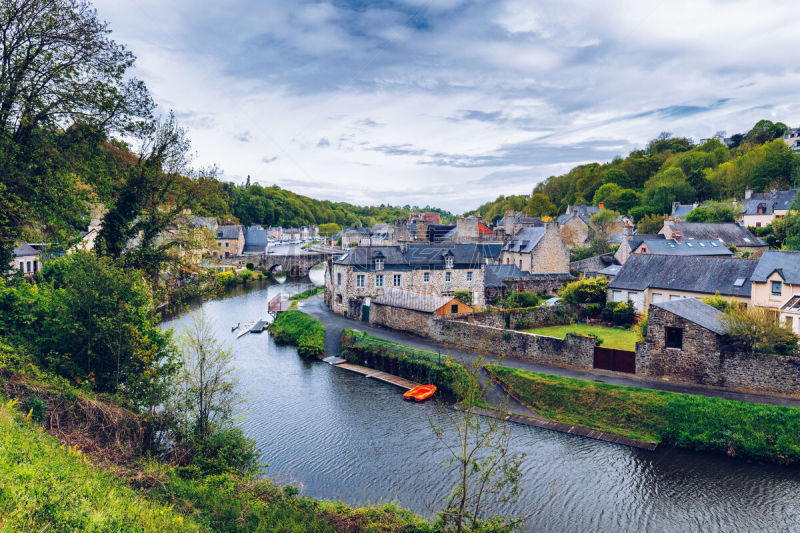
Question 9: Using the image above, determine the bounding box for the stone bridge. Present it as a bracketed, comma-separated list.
[262, 250, 339, 277]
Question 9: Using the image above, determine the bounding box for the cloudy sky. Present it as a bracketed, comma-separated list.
[93, 0, 799, 212]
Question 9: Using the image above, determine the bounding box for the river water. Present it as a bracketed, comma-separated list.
[162, 271, 800, 532]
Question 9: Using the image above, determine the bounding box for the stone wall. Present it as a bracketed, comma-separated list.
[446, 304, 586, 330]
[429, 319, 596, 369]
[370, 303, 434, 337]
[636, 305, 800, 396]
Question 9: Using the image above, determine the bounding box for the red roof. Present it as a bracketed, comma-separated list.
[478, 222, 493, 234]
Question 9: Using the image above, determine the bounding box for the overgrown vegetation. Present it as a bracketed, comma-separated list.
[722, 306, 799, 356]
[489, 365, 800, 463]
[558, 277, 608, 305]
[289, 285, 325, 301]
[268, 311, 325, 359]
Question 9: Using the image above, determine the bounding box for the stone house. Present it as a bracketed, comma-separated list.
[370, 288, 472, 336]
[484, 264, 572, 303]
[12, 243, 42, 278]
[501, 211, 543, 238]
[629, 237, 734, 258]
[214, 225, 244, 257]
[660, 220, 768, 257]
[614, 234, 665, 264]
[499, 224, 569, 274]
[749, 250, 800, 319]
[445, 215, 497, 243]
[569, 253, 618, 277]
[327, 244, 488, 318]
[740, 188, 798, 228]
[556, 205, 598, 248]
[636, 298, 729, 382]
[607, 254, 756, 313]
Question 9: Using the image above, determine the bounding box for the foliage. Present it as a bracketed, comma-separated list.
[638, 312, 648, 342]
[685, 202, 742, 223]
[489, 365, 800, 463]
[524, 324, 638, 351]
[611, 302, 635, 327]
[318, 222, 340, 237]
[431, 358, 527, 532]
[584, 303, 601, 317]
[289, 285, 324, 300]
[636, 213, 667, 234]
[268, 311, 325, 359]
[601, 301, 619, 322]
[722, 306, 799, 356]
[701, 293, 736, 313]
[454, 290, 473, 306]
[559, 277, 608, 305]
[500, 291, 539, 309]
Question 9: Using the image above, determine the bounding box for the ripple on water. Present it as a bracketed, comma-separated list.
[162, 286, 800, 532]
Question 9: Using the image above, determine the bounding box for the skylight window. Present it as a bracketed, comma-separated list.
[711, 242, 718, 247]
[699, 242, 705, 247]
[687, 242, 693, 247]
[744, 238, 751, 243]
[734, 278, 746, 287]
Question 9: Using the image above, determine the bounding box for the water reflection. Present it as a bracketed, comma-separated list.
[162, 281, 800, 532]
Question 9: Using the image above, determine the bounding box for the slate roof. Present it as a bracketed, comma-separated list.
[751, 251, 800, 284]
[487, 264, 531, 279]
[373, 288, 459, 313]
[666, 222, 766, 248]
[652, 298, 728, 335]
[598, 264, 622, 276]
[333, 244, 487, 271]
[243, 226, 268, 253]
[570, 253, 618, 275]
[742, 189, 798, 215]
[502, 226, 546, 253]
[609, 254, 757, 298]
[427, 225, 457, 243]
[216, 225, 242, 239]
[13, 243, 39, 257]
[670, 204, 698, 219]
[633, 239, 733, 256]
[476, 243, 503, 260]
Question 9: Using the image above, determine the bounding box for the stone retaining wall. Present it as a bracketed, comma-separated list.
[369, 303, 434, 337]
[446, 304, 586, 330]
[429, 319, 595, 369]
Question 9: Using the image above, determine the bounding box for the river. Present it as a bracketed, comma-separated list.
[162, 269, 800, 532]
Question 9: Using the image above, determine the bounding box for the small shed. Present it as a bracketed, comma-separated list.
[370, 288, 472, 335]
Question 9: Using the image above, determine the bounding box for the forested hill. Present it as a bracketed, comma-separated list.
[469, 120, 799, 223]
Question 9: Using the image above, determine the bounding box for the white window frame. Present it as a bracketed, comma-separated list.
[445, 256, 454, 269]
[423, 272, 430, 283]
[375, 259, 384, 271]
[445, 272, 451, 283]
[393, 274, 402, 287]
[375, 274, 384, 287]
[356, 274, 365, 288]
[466, 271, 472, 282]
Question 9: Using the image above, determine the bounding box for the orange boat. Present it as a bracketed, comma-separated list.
[403, 384, 437, 402]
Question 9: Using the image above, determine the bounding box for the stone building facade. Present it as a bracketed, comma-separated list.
[214, 225, 244, 257]
[327, 244, 488, 318]
[498, 224, 570, 274]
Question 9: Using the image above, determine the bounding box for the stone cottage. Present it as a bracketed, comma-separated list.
[498, 224, 569, 274]
[214, 225, 244, 257]
[370, 288, 472, 336]
[12, 243, 42, 278]
[327, 243, 488, 319]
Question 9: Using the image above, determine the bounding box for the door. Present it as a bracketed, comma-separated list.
[593, 346, 635, 374]
[361, 304, 370, 322]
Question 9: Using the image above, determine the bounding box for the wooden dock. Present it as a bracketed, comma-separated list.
[330, 361, 421, 390]
[236, 319, 269, 339]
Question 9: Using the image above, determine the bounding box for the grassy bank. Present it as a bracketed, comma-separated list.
[523, 324, 638, 351]
[488, 365, 800, 463]
[268, 310, 325, 358]
[289, 285, 324, 301]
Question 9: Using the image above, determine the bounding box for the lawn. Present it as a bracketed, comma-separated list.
[523, 324, 638, 351]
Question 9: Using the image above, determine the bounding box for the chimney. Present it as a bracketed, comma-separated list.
[745, 187, 752, 200]
[674, 231, 681, 244]
[598, 202, 604, 210]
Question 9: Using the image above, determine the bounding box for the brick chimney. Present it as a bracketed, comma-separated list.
[745, 187, 752, 200]
[598, 202, 604, 210]
[674, 230, 681, 244]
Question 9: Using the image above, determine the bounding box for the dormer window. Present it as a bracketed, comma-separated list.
[375, 258, 384, 271]
[445, 256, 454, 268]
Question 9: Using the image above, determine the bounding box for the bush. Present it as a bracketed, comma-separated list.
[501, 291, 539, 309]
[238, 269, 254, 282]
[601, 301, 619, 322]
[184, 425, 261, 478]
[722, 306, 799, 356]
[702, 292, 735, 313]
[638, 312, 648, 342]
[612, 302, 635, 327]
[268, 311, 325, 359]
[559, 277, 608, 305]
[245, 262, 255, 271]
[453, 290, 472, 306]
[585, 303, 602, 317]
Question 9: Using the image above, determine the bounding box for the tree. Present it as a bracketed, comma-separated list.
[685, 203, 742, 223]
[636, 213, 667, 234]
[588, 208, 621, 253]
[318, 222, 340, 238]
[602, 168, 634, 189]
[559, 277, 608, 305]
[175, 311, 237, 440]
[592, 183, 621, 206]
[431, 358, 526, 532]
[454, 290, 473, 306]
[722, 306, 798, 356]
[524, 194, 556, 218]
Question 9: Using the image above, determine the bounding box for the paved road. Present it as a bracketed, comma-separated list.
[301, 296, 800, 408]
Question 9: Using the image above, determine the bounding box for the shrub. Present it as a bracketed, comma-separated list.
[238, 269, 254, 282]
[722, 306, 799, 356]
[453, 290, 472, 306]
[501, 291, 539, 309]
[559, 277, 608, 305]
[702, 292, 735, 313]
[638, 312, 648, 342]
[268, 311, 325, 359]
[245, 262, 255, 271]
[612, 302, 635, 327]
[601, 301, 619, 321]
[585, 303, 602, 317]
[184, 425, 261, 478]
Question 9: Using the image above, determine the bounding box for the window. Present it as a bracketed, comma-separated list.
[423, 272, 430, 282]
[652, 293, 663, 303]
[665, 327, 683, 349]
[451, 304, 459, 313]
[466, 271, 472, 281]
[225, 242, 229, 247]
[612, 290, 623, 301]
[337, 273, 341, 286]
[772, 281, 783, 295]
[669, 295, 682, 301]
[445, 256, 454, 268]
[18, 262, 23, 271]
[375, 274, 384, 287]
[26, 261, 31, 273]
[393, 274, 401, 287]
[356, 274, 365, 288]
[445, 272, 451, 282]
[375, 259, 384, 271]
[336, 294, 343, 304]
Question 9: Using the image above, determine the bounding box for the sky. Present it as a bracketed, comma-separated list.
[92, 0, 800, 213]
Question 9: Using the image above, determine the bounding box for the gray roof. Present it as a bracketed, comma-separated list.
[373, 288, 458, 313]
[476, 243, 503, 259]
[216, 225, 242, 239]
[568, 205, 600, 224]
[598, 264, 622, 276]
[13, 243, 39, 257]
[624, 234, 665, 250]
[633, 239, 733, 256]
[609, 254, 757, 298]
[670, 204, 698, 219]
[570, 253, 618, 274]
[742, 189, 798, 215]
[243, 226, 268, 253]
[333, 244, 487, 271]
[651, 298, 728, 335]
[666, 222, 766, 248]
[751, 251, 800, 284]
[502, 226, 546, 253]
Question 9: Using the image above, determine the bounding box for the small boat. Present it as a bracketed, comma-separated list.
[403, 385, 437, 402]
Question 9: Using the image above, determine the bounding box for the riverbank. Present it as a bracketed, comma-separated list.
[268, 310, 325, 359]
[489, 365, 800, 464]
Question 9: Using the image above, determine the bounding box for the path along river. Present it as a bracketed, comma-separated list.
[162, 269, 800, 532]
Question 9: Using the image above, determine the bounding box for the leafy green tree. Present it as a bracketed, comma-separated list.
[559, 277, 608, 305]
[592, 183, 622, 206]
[588, 208, 621, 253]
[745, 120, 789, 145]
[603, 189, 641, 214]
[318, 222, 340, 238]
[722, 306, 798, 356]
[524, 193, 556, 218]
[685, 203, 742, 223]
[602, 168, 634, 188]
[453, 290, 473, 306]
[636, 213, 667, 234]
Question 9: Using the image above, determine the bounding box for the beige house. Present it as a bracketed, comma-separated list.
[607, 254, 756, 313]
[214, 225, 244, 257]
[740, 188, 798, 228]
[499, 224, 569, 274]
[12, 243, 42, 278]
[749, 251, 800, 316]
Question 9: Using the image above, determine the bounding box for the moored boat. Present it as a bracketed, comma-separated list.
[403, 384, 436, 402]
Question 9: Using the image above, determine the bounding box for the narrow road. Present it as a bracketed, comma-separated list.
[301, 296, 800, 408]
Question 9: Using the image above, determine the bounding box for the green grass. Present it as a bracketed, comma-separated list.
[523, 324, 639, 351]
[488, 365, 800, 463]
[352, 332, 446, 363]
[268, 310, 325, 359]
[289, 285, 324, 301]
[0, 399, 201, 532]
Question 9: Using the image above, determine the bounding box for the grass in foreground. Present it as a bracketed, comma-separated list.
[0, 399, 200, 532]
[523, 324, 638, 351]
[268, 310, 325, 358]
[488, 365, 800, 463]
